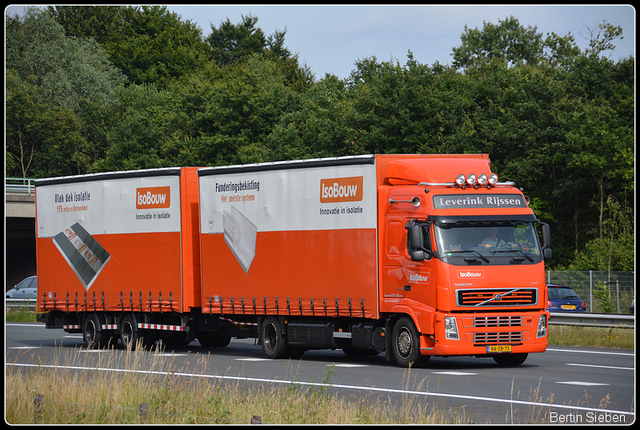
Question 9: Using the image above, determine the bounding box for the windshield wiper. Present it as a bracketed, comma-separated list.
[491, 249, 534, 262]
[448, 249, 489, 263]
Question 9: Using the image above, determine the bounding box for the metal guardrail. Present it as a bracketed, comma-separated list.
[6, 177, 37, 194]
[5, 299, 635, 329]
[5, 298, 37, 309]
[549, 312, 634, 329]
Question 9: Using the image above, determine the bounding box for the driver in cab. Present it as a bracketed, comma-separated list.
[480, 227, 504, 247]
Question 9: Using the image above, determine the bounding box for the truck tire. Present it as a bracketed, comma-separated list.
[492, 353, 528, 366]
[198, 333, 232, 348]
[119, 314, 155, 350]
[260, 316, 292, 359]
[391, 317, 429, 368]
[83, 313, 106, 349]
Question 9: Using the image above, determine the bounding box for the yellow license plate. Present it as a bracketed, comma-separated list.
[561, 304, 576, 309]
[487, 345, 512, 353]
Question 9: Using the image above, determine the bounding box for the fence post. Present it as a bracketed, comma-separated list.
[139, 403, 149, 423]
[34, 394, 44, 422]
[589, 270, 593, 313]
[616, 279, 620, 314]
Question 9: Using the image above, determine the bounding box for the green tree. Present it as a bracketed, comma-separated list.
[6, 7, 125, 178]
[50, 5, 211, 88]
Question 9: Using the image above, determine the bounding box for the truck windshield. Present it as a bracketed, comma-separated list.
[433, 220, 543, 265]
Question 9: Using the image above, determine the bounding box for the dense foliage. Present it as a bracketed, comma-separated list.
[5, 7, 634, 270]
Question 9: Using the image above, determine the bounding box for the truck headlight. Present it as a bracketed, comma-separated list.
[536, 314, 547, 338]
[445, 316, 459, 340]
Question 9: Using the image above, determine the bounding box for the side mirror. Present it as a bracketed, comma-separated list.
[410, 250, 425, 262]
[539, 222, 552, 259]
[407, 224, 424, 251]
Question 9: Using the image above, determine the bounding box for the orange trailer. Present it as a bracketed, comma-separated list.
[37, 155, 550, 367]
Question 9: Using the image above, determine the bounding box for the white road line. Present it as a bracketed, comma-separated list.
[7, 346, 39, 350]
[7, 362, 633, 417]
[331, 363, 369, 368]
[556, 381, 609, 386]
[547, 348, 634, 357]
[566, 363, 634, 371]
[431, 371, 479, 376]
[234, 358, 271, 361]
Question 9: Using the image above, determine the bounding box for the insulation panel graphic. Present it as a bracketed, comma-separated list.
[222, 206, 257, 273]
[53, 222, 110, 290]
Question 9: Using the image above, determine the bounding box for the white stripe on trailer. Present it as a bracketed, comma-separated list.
[138, 323, 184, 331]
[102, 324, 118, 330]
[63, 324, 82, 330]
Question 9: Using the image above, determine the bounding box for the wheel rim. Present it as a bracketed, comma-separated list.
[86, 319, 97, 344]
[263, 322, 277, 353]
[122, 321, 133, 347]
[397, 327, 412, 357]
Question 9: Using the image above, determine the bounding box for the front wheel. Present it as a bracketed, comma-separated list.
[259, 316, 292, 359]
[391, 317, 429, 367]
[492, 353, 528, 366]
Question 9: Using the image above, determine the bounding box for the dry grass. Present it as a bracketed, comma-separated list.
[6, 344, 473, 425]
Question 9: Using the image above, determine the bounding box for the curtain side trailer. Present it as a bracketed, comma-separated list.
[37, 155, 551, 367]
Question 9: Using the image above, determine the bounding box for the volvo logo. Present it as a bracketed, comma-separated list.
[493, 293, 502, 302]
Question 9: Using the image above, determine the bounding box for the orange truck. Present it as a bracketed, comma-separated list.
[37, 154, 551, 367]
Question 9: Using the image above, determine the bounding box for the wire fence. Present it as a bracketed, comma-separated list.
[546, 271, 635, 314]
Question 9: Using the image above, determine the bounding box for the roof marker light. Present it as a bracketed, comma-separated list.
[488, 173, 498, 185]
[455, 174, 466, 186]
[477, 173, 488, 185]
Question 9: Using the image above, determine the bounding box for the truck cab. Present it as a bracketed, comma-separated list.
[377, 155, 550, 366]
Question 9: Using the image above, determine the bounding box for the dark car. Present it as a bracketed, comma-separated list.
[546, 284, 586, 312]
[6, 275, 38, 299]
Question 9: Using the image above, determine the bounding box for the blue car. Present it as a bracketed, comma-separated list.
[546, 284, 586, 312]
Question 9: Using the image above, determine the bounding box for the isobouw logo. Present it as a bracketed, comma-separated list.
[136, 186, 171, 209]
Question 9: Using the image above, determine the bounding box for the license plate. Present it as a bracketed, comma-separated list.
[487, 345, 512, 353]
[561, 304, 576, 309]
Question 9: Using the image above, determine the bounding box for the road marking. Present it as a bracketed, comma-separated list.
[7, 362, 633, 417]
[547, 348, 633, 357]
[556, 381, 609, 386]
[155, 353, 188, 357]
[431, 371, 479, 376]
[235, 358, 271, 362]
[8, 346, 39, 350]
[331, 363, 369, 368]
[566, 363, 634, 371]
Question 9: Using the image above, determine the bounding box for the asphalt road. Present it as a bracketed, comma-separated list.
[5, 322, 636, 424]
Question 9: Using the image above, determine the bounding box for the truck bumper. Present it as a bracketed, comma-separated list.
[421, 311, 548, 356]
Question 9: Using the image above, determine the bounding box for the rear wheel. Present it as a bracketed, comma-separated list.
[260, 316, 292, 359]
[120, 314, 155, 350]
[198, 332, 232, 348]
[493, 353, 528, 366]
[392, 317, 429, 367]
[83, 314, 105, 349]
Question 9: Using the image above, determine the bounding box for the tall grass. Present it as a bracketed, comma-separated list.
[6, 344, 474, 424]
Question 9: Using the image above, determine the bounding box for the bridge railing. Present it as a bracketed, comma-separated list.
[6, 177, 37, 194]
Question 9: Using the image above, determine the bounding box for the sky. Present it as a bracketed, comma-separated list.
[6, 4, 635, 80]
[165, 4, 635, 79]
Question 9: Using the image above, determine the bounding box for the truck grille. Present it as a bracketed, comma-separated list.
[456, 288, 538, 307]
[474, 316, 522, 327]
[474, 331, 523, 344]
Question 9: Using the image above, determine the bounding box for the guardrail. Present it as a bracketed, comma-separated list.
[6, 177, 37, 194]
[549, 312, 634, 329]
[5, 298, 37, 309]
[5, 300, 635, 329]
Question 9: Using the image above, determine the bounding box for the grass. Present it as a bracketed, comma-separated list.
[6, 344, 474, 424]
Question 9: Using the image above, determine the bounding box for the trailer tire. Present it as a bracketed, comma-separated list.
[83, 314, 105, 349]
[392, 317, 429, 368]
[260, 316, 292, 359]
[198, 333, 232, 348]
[119, 314, 155, 350]
[492, 353, 528, 366]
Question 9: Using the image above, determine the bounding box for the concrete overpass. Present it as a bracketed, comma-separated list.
[6, 178, 37, 290]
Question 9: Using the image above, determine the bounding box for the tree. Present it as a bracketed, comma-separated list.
[207, 14, 266, 67]
[580, 20, 624, 57]
[452, 16, 544, 69]
[50, 5, 211, 88]
[6, 7, 125, 178]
